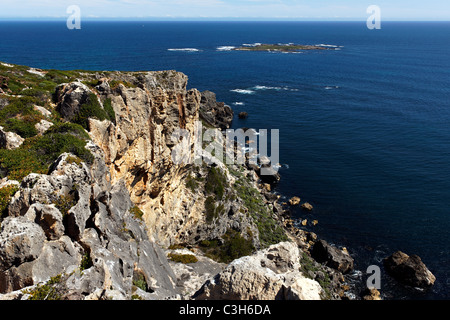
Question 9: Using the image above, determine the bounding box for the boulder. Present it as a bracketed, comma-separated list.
[301, 202, 313, 211]
[0, 126, 24, 150]
[289, 197, 301, 206]
[54, 81, 94, 121]
[362, 288, 382, 300]
[383, 251, 436, 288]
[35, 119, 53, 135]
[238, 112, 248, 119]
[193, 242, 323, 300]
[311, 240, 354, 274]
[199, 90, 234, 129]
[0, 216, 46, 272]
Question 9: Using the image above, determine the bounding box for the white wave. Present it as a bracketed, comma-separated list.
[253, 85, 299, 92]
[242, 42, 262, 47]
[167, 48, 201, 52]
[324, 86, 340, 90]
[315, 44, 339, 48]
[216, 46, 236, 51]
[231, 89, 255, 94]
[233, 102, 245, 106]
[253, 85, 282, 91]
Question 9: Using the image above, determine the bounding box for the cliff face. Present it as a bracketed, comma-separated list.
[0, 62, 340, 300]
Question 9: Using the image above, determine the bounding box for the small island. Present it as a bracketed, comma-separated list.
[234, 43, 331, 52]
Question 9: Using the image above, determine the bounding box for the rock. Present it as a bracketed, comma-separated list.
[24, 204, 65, 240]
[0, 216, 46, 272]
[55, 81, 94, 121]
[193, 242, 323, 300]
[167, 248, 226, 300]
[35, 119, 53, 135]
[0, 126, 24, 150]
[362, 288, 382, 300]
[383, 251, 436, 288]
[289, 197, 301, 206]
[258, 166, 281, 185]
[33, 105, 52, 118]
[0, 148, 180, 299]
[301, 202, 313, 211]
[238, 112, 248, 119]
[311, 240, 354, 274]
[199, 91, 234, 129]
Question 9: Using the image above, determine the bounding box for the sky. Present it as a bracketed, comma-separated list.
[0, 0, 449, 20]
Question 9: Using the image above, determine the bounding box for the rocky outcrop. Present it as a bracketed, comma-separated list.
[238, 112, 248, 119]
[0, 126, 24, 150]
[311, 240, 354, 274]
[55, 81, 93, 122]
[0, 62, 350, 300]
[0, 152, 179, 299]
[199, 90, 233, 129]
[289, 197, 301, 206]
[193, 241, 323, 300]
[383, 251, 436, 288]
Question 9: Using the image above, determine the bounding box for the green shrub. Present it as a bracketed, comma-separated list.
[53, 194, 77, 217]
[45, 122, 90, 140]
[0, 148, 48, 181]
[28, 131, 93, 166]
[130, 205, 144, 221]
[205, 166, 227, 200]
[0, 185, 19, 219]
[233, 177, 288, 248]
[0, 130, 93, 181]
[2, 118, 38, 138]
[204, 196, 217, 223]
[103, 98, 116, 124]
[168, 253, 198, 264]
[0, 96, 40, 120]
[72, 93, 109, 129]
[25, 274, 62, 300]
[132, 272, 149, 292]
[80, 251, 93, 271]
[199, 229, 254, 263]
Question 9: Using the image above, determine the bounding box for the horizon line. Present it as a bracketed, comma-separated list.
[1, 17, 449, 22]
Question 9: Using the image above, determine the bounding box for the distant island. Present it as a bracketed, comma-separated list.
[234, 43, 332, 52]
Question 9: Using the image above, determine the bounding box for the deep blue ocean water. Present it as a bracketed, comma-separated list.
[1, 21, 449, 299]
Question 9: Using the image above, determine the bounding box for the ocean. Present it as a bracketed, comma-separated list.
[0, 20, 449, 299]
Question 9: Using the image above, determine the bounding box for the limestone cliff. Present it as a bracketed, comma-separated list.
[0, 62, 347, 300]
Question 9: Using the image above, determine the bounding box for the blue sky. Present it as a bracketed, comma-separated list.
[1, 0, 449, 20]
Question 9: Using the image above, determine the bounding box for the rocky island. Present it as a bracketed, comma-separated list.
[234, 43, 331, 52]
[0, 61, 435, 301]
